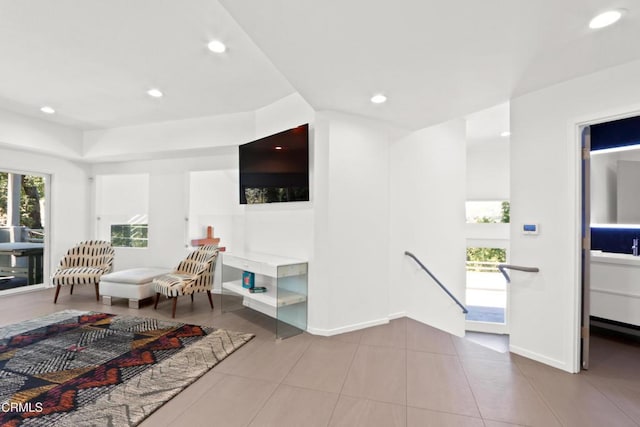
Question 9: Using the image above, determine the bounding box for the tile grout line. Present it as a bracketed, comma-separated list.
[325, 331, 366, 426]
[511, 356, 620, 427]
[453, 337, 484, 424]
[156, 371, 229, 427]
[405, 403, 487, 422]
[511, 363, 566, 427]
[244, 334, 314, 427]
[405, 318, 409, 426]
[581, 374, 640, 426]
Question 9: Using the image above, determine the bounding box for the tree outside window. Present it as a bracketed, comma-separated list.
[0, 172, 45, 230]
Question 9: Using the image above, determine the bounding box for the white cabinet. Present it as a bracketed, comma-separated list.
[591, 251, 640, 327]
[221, 252, 308, 339]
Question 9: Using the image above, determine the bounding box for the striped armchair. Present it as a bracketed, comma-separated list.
[52, 240, 115, 303]
[153, 245, 219, 317]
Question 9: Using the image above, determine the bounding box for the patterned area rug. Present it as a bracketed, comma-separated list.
[0, 310, 253, 426]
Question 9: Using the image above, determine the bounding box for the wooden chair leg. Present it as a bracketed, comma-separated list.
[190, 294, 194, 303]
[94, 283, 100, 301]
[207, 290, 214, 310]
[154, 293, 160, 309]
[172, 297, 177, 318]
[54, 285, 61, 303]
[70, 284, 74, 295]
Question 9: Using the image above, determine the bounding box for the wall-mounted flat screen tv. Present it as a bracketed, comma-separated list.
[239, 123, 309, 204]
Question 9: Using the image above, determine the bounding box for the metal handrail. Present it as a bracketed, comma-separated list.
[404, 251, 468, 314]
[497, 264, 540, 283]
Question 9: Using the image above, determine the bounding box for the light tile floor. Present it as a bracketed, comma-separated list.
[0, 286, 639, 426]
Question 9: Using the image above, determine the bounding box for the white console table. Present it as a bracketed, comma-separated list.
[221, 251, 308, 339]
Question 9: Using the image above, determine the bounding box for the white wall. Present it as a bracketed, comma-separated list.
[389, 119, 467, 336]
[467, 139, 510, 200]
[510, 58, 640, 372]
[188, 170, 243, 257]
[308, 111, 401, 334]
[309, 115, 331, 332]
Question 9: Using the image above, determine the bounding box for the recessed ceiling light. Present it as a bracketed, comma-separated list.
[500, 131, 511, 137]
[371, 94, 387, 104]
[40, 106, 55, 114]
[274, 146, 283, 150]
[147, 88, 163, 98]
[589, 9, 624, 29]
[207, 40, 227, 53]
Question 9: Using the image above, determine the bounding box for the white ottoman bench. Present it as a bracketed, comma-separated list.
[99, 267, 171, 308]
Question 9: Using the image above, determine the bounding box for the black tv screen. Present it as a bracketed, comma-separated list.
[239, 124, 310, 204]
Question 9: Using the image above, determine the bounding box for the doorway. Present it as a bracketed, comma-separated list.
[0, 170, 48, 294]
[465, 201, 510, 334]
[580, 113, 640, 370]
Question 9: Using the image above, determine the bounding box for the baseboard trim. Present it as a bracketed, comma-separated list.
[307, 317, 390, 336]
[509, 344, 573, 373]
[388, 311, 406, 320]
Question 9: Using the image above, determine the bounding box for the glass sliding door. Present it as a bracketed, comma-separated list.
[0, 170, 48, 293]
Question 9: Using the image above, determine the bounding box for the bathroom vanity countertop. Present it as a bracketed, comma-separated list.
[591, 250, 640, 266]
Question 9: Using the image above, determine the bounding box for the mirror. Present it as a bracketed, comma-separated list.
[591, 145, 640, 225]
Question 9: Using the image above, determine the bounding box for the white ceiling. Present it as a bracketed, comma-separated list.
[466, 102, 509, 146]
[0, 0, 638, 132]
[0, 0, 294, 129]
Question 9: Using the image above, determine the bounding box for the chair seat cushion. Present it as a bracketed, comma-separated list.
[153, 273, 196, 297]
[52, 267, 106, 286]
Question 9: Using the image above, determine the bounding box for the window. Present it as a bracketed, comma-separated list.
[465, 201, 510, 224]
[110, 224, 148, 248]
